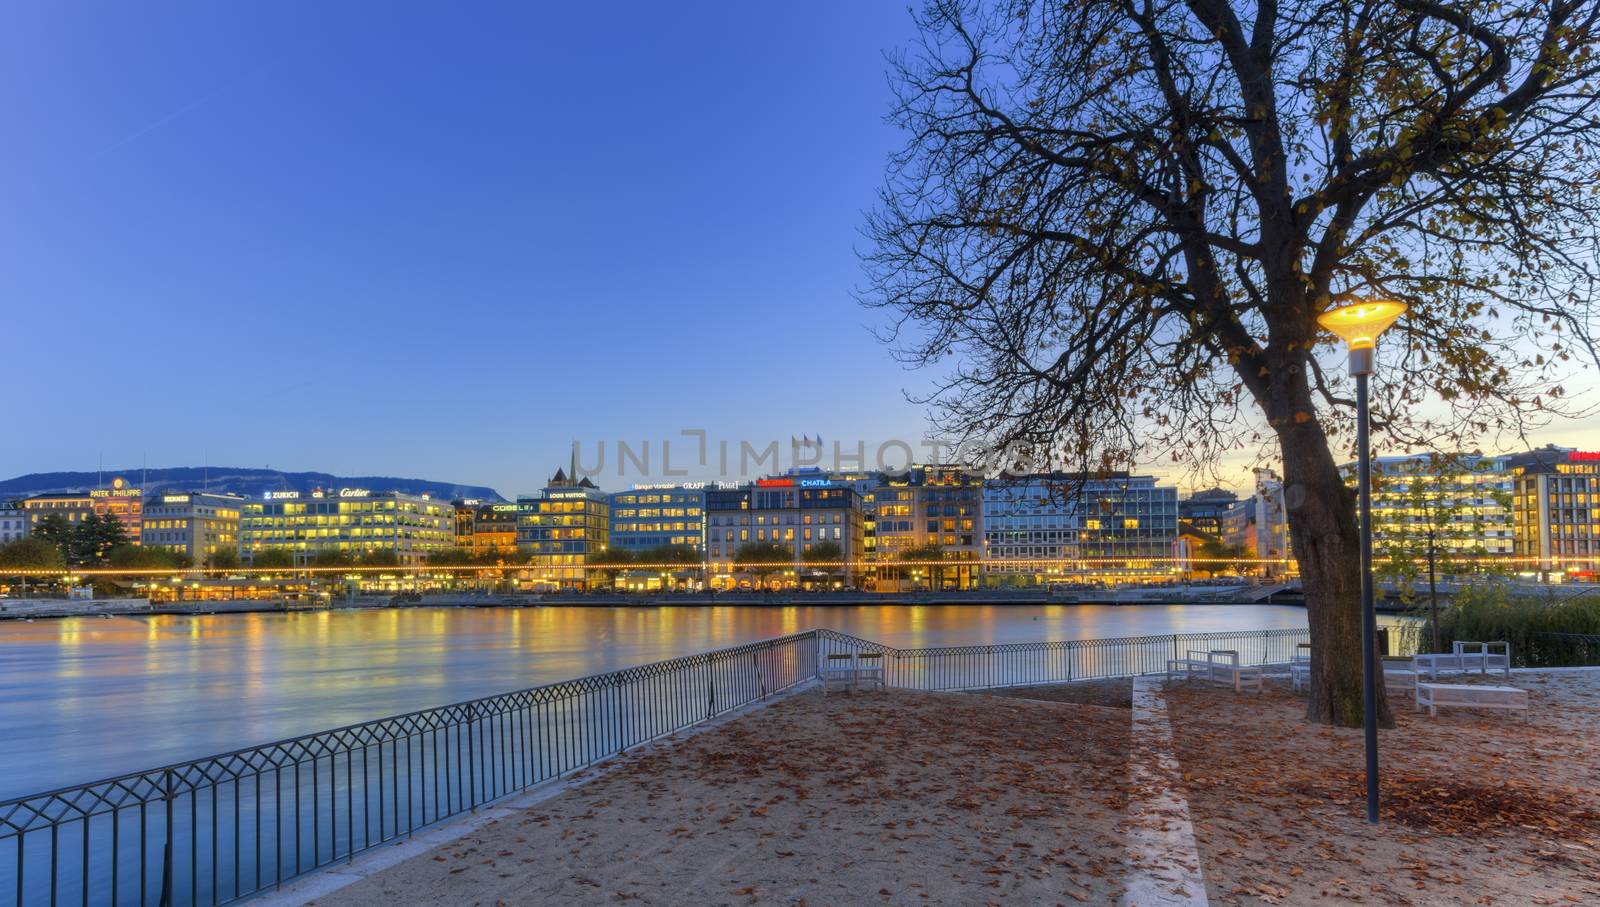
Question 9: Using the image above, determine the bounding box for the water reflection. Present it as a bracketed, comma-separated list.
[0, 603, 1323, 799]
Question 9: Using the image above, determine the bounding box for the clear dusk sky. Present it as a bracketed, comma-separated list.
[6, 1, 1599, 497]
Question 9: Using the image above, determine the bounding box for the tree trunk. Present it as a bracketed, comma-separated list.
[1277, 417, 1395, 728]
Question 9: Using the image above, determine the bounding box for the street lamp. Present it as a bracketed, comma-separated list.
[1318, 299, 1407, 825]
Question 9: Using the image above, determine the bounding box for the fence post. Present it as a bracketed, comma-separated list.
[466, 702, 477, 811]
[615, 679, 626, 755]
[160, 768, 175, 907]
[754, 650, 767, 699]
[705, 655, 716, 719]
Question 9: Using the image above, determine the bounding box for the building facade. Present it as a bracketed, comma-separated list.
[868, 466, 983, 590]
[1251, 469, 1294, 577]
[704, 475, 865, 588]
[516, 469, 610, 588]
[1352, 453, 1513, 565]
[1507, 447, 1598, 577]
[21, 477, 146, 543]
[1179, 488, 1240, 536]
[140, 491, 245, 566]
[21, 493, 96, 533]
[239, 488, 454, 566]
[609, 486, 706, 554]
[0, 502, 25, 543]
[90, 477, 144, 542]
[982, 472, 1180, 585]
[472, 504, 520, 558]
[705, 486, 752, 582]
[452, 500, 519, 558]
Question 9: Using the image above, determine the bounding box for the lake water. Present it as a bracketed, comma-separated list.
[0, 603, 1323, 799]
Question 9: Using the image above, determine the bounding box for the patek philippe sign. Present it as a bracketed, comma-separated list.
[90, 477, 141, 499]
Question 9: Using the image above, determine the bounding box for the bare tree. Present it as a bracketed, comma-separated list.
[864, 0, 1600, 724]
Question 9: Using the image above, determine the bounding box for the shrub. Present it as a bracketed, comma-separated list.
[1423, 585, 1600, 666]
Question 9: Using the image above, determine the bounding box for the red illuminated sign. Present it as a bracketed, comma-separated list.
[756, 478, 794, 487]
[1568, 452, 1600, 462]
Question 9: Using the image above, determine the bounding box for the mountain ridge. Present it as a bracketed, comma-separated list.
[0, 467, 506, 503]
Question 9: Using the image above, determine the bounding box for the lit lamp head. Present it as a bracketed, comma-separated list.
[1317, 300, 1407, 377]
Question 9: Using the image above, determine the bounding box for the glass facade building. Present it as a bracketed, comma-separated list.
[982, 472, 1179, 585]
[609, 487, 706, 554]
[239, 489, 454, 566]
[1346, 453, 1513, 561]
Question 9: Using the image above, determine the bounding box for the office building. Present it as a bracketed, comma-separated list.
[140, 491, 245, 566]
[609, 486, 706, 554]
[21, 493, 95, 531]
[869, 465, 983, 590]
[982, 472, 1180, 585]
[705, 485, 752, 580]
[1507, 447, 1598, 577]
[516, 469, 610, 588]
[239, 487, 454, 566]
[1179, 488, 1239, 536]
[473, 504, 520, 558]
[705, 474, 865, 588]
[1342, 452, 1513, 568]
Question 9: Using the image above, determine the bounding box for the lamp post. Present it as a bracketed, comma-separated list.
[1317, 299, 1407, 825]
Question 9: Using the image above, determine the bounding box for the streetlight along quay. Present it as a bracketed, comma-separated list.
[1318, 298, 1407, 825]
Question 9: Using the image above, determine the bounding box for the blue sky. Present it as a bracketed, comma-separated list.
[10, 2, 1598, 498]
[1, 1, 954, 496]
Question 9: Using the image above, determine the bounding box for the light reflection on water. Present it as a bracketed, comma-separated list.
[0, 603, 1319, 799]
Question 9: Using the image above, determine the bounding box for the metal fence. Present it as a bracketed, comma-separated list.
[1529, 632, 1600, 666]
[816, 627, 1313, 691]
[0, 632, 818, 907]
[2, 624, 1341, 906]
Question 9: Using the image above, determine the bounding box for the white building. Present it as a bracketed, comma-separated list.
[140, 491, 246, 566]
[0, 501, 25, 543]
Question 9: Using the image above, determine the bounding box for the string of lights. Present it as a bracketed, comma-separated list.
[2, 553, 1589, 579]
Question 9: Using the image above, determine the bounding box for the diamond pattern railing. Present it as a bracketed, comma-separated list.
[0, 631, 818, 906]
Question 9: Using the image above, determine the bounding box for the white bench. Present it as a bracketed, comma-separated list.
[1384, 667, 1418, 693]
[1167, 649, 1263, 693]
[1412, 641, 1511, 680]
[1290, 653, 1312, 692]
[822, 651, 884, 694]
[1416, 682, 1528, 718]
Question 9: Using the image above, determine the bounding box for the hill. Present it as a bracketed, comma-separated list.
[0, 467, 506, 503]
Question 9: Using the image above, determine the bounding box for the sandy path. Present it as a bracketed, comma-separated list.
[310, 688, 1134, 906]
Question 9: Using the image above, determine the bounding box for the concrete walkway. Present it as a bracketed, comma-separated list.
[1123, 675, 1209, 907]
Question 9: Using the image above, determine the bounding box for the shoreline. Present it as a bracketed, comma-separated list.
[0, 593, 1319, 622]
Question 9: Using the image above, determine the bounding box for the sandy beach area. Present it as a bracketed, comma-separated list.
[309, 688, 1135, 906]
[300, 670, 1600, 907]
